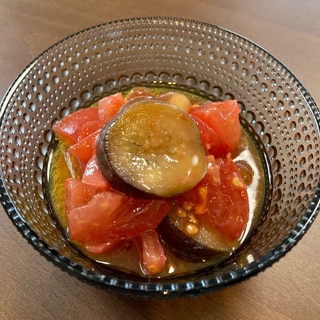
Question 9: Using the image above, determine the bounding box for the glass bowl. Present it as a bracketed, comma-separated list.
[0, 17, 319, 299]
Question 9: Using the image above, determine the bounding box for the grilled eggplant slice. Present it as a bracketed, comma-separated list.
[97, 98, 207, 198]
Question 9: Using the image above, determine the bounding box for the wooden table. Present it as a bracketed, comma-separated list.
[0, 0, 319, 319]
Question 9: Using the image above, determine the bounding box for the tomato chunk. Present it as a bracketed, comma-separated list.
[67, 190, 169, 244]
[105, 198, 169, 240]
[125, 87, 153, 101]
[98, 92, 125, 122]
[138, 230, 167, 276]
[201, 154, 249, 240]
[84, 239, 122, 254]
[67, 129, 101, 165]
[65, 178, 100, 212]
[79, 120, 105, 140]
[67, 191, 125, 243]
[53, 108, 99, 146]
[191, 115, 229, 157]
[82, 155, 111, 190]
[173, 154, 249, 241]
[190, 100, 241, 156]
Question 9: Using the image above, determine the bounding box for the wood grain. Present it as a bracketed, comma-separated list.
[0, 1, 320, 319]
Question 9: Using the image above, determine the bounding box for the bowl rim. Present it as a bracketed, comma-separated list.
[1, 16, 320, 298]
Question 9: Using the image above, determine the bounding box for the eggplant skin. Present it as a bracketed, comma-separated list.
[157, 215, 227, 263]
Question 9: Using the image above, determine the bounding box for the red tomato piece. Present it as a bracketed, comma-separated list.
[138, 230, 167, 276]
[67, 191, 169, 244]
[79, 120, 105, 140]
[98, 92, 125, 122]
[125, 87, 153, 101]
[67, 191, 125, 243]
[67, 129, 101, 165]
[65, 178, 100, 212]
[53, 108, 99, 146]
[201, 154, 249, 241]
[173, 154, 248, 241]
[189, 100, 241, 154]
[82, 154, 111, 190]
[106, 198, 169, 240]
[84, 239, 122, 254]
[191, 114, 229, 157]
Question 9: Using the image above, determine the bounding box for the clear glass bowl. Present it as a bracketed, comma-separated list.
[0, 17, 319, 299]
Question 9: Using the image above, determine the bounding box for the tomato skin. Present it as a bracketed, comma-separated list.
[53, 108, 100, 146]
[189, 100, 241, 155]
[98, 92, 125, 122]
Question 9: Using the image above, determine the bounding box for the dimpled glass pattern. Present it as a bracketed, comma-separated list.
[0, 17, 320, 298]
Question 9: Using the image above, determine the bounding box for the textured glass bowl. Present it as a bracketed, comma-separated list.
[0, 17, 320, 299]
